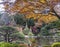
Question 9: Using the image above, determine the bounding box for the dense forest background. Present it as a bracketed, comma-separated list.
[0, 0, 60, 47]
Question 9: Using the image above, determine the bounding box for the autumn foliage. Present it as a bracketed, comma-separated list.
[4, 0, 60, 23]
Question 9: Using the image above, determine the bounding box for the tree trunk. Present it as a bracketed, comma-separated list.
[4, 31, 10, 42]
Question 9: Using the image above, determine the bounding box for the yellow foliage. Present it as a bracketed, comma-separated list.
[28, 6, 35, 10]
[26, 11, 59, 24]
[4, 0, 59, 24]
[20, 8, 30, 13]
[25, 12, 42, 20]
[39, 0, 46, 3]
[38, 14, 59, 23]
[26, 12, 35, 18]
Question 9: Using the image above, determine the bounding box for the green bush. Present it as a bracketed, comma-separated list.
[0, 42, 13, 47]
[52, 42, 60, 47]
[0, 42, 20, 47]
[43, 45, 51, 47]
[0, 42, 28, 47]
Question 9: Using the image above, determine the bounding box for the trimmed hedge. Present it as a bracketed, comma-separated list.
[52, 42, 60, 47]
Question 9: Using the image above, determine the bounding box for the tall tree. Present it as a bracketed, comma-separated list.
[27, 18, 35, 28]
[40, 20, 60, 36]
[14, 13, 26, 26]
[0, 26, 25, 43]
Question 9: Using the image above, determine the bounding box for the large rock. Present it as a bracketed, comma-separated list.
[54, 3, 60, 17]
